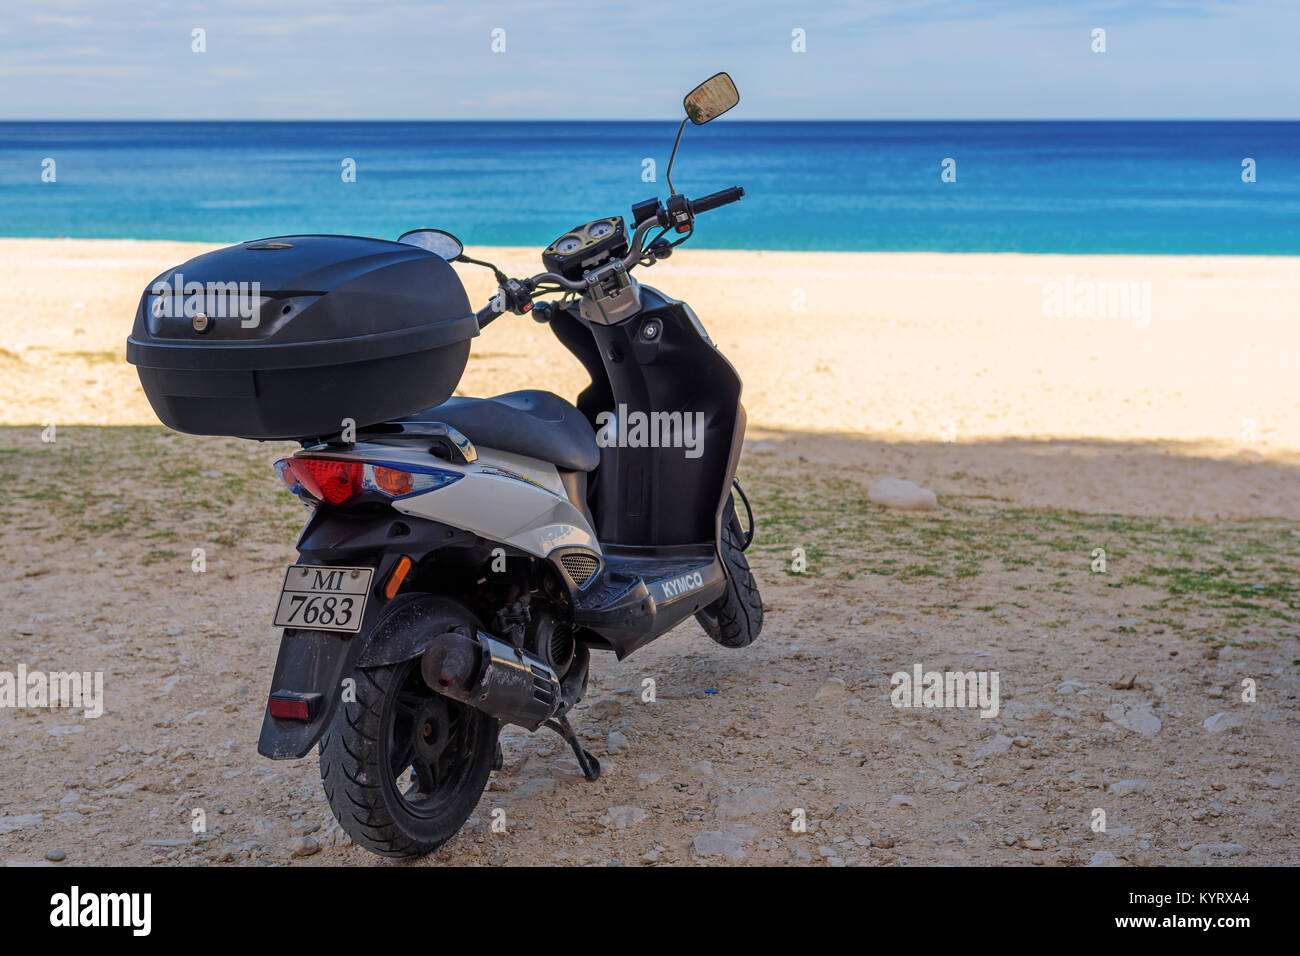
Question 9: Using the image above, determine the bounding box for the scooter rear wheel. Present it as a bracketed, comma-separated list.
[696, 519, 764, 648]
[319, 658, 498, 858]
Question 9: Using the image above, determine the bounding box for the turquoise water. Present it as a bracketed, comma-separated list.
[1, 121, 1297, 253]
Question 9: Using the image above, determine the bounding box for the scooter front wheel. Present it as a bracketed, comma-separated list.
[318, 657, 498, 858]
[696, 520, 764, 648]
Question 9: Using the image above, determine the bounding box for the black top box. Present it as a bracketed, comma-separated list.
[126, 235, 478, 441]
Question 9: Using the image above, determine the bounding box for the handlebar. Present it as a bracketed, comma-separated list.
[690, 186, 745, 215]
[477, 185, 744, 322]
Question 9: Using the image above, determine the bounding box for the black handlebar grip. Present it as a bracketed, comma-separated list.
[689, 186, 745, 215]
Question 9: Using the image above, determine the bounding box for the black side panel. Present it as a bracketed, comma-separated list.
[583, 294, 743, 547]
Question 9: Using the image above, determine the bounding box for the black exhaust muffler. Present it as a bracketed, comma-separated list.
[420, 629, 561, 731]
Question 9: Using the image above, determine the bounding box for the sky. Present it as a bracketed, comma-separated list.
[1, 0, 1297, 120]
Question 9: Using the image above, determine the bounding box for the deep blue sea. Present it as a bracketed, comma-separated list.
[1, 121, 1298, 253]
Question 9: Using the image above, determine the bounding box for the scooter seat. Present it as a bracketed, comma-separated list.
[400, 389, 600, 472]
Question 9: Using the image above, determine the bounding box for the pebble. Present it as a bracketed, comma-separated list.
[1088, 850, 1119, 867]
[1102, 702, 1162, 737]
[1203, 711, 1244, 734]
[588, 699, 625, 721]
[1108, 779, 1145, 797]
[1189, 842, 1247, 860]
[598, 806, 647, 829]
[606, 731, 629, 754]
[692, 830, 746, 861]
[867, 477, 938, 511]
[0, 814, 44, 835]
[973, 734, 1014, 758]
[318, 816, 352, 848]
[814, 677, 847, 701]
[290, 836, 321, 858]
[712, 785, 782, 819]
[44, 849, 67, 862]
[888, 794, 916, 808]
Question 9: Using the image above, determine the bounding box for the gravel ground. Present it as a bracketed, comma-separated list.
[1, 427, 1296, 867]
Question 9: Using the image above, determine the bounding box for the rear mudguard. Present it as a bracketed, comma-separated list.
[256, 512, 483, 760]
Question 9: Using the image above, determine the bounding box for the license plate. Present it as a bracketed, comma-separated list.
[273, 565, 373, 633]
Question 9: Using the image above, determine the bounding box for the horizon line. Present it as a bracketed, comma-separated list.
[2, 117, 1299, 124]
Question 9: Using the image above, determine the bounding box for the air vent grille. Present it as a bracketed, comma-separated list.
[558, 551, 600, 587]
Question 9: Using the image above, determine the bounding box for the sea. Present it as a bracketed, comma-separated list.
[1, 121, 1298, 254]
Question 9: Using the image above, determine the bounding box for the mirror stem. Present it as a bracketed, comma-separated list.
[665, 118, 687, 196]
[456, 254, 509, 285]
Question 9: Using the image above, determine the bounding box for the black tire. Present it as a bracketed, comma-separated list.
[319, 658, 498, 858]
[696, 520, 764, 648]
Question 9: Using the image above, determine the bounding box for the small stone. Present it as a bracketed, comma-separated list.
[974, 734, 1014, 759]
[814, 677, 847, 701]
[692, 830, 746, 861]
[43, 849, 67, 862]
[318, 816, 352, 848]
[887, 794, 916, 808]
[1109, 779, 1145, 797]
[1023, 837, 1044, 850]
[641, 848, 661, 864]
[712, 785, 781, 820]
[598, 806, 647, 829]
[942, 781, 969, 793]
[1203, 711, 1244, 734]
[1189, 842, 1247, 860]
[1102, 702, 1161, 737]
[605, 731, 629, 755]
[1088, 850, 1119, 867]
[868, 477, 938, 511]
[290, 836, 321, 858]
[1112, 675, 1136, 690]
[588, 698, 625, 721]
[870, 836, 895, 849]
[0, 814, 44, 835]
[1263, 776, 1285, 790]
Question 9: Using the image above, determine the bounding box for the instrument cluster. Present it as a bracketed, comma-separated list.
[542, 217, 630, 281]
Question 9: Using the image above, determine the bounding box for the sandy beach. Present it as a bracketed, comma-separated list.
[5, 241, 1300, 446]
[1, 238, 1297, 867]
[3, 237, 1298, 518]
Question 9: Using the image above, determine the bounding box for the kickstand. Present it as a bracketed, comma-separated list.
[544, 714, 601, 781]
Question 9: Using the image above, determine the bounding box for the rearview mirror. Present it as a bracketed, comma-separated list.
[684, 72, 739, 125]
[398, 228, 464, 261]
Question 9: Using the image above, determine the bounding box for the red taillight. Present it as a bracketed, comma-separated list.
[268, 692, 318, 720]
[285, 458, 364, 505]
[273, 456, 461, 506]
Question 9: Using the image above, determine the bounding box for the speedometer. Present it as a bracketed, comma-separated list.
[542, 216, 630, 281]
